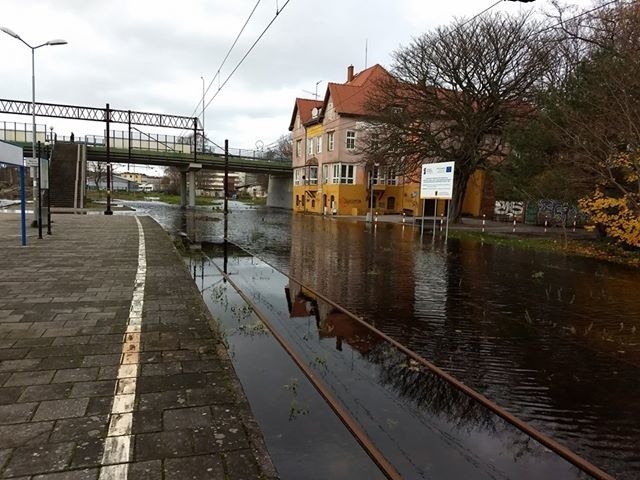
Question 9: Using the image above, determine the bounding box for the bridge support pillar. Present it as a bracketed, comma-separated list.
[266, 175, 293, 209]
[187, 171, 196, 208]
[180, 172, 187, 208]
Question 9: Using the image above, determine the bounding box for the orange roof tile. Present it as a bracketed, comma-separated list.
[288, 98, 323, 131]
[323, 64, 392, 117]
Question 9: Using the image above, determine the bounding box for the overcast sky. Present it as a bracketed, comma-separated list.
[1, 0, 593, 158]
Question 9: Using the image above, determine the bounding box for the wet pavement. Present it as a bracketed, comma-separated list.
[0, 213, 276, 479]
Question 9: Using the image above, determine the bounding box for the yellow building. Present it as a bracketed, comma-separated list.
[288, 64, 490, 218]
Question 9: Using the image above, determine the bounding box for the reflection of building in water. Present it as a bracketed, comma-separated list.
[286, 280, 381, 354]
[288, 215, 420, 340]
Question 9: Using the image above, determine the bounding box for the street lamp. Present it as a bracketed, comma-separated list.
[0, 26, 67, 227]
[368, 162, 379, 223]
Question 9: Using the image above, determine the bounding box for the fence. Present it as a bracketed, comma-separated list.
[494, 199, 588, 226]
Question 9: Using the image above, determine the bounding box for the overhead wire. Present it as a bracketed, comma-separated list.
[202, 0, 292, 112]
[184, 0, 263, 122]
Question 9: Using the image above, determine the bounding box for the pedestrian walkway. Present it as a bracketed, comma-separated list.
[0, 213, 276, 479]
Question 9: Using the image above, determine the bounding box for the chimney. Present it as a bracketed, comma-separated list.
[347, 65, 354, 82]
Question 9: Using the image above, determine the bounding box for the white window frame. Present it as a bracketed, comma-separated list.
[327, 131, 335, 151]
[316, 136, 322, 154]
[331, 163, 356, 184]
[306, 138, 313, 155]
[294, 168, 305, 186]
[308, 166, 318, 185]
[295, 139, 301, 158]
[322, 164, 328, 184]
[371, 164, 384, 185]
[346, 130, 356, 150]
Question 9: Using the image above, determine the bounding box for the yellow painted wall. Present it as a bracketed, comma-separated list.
[461, 170, 485, 217]
[293, 186, 323, 214]
[306, 124, 323, 137]
[292, 172, 485, 218]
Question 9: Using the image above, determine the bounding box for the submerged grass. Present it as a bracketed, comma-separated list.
[448, 229, 640, 267]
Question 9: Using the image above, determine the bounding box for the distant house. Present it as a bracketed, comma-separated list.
[87, 174, 137, 192]
[289, 64, 422, 216]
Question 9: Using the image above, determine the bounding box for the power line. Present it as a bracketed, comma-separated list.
[185, 0, 263, 121]
[458, 0, 506, 29]
[203, 0, 292, 112]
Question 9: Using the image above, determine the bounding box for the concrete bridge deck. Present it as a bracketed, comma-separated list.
[0, 213, 276, 479]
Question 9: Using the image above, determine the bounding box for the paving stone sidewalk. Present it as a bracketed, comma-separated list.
[0, 213, 277, 479]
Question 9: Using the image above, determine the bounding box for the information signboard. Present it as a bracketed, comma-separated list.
[0, 140, 23, 166]
[420, 161, 455, 199]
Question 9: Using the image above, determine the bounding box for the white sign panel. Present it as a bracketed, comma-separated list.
[0, 141, 23, 167]
[420, 161, 455, 199]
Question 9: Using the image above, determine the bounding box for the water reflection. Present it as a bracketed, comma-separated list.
[123, 202, 639, 479]
[204, 249, 589, 479]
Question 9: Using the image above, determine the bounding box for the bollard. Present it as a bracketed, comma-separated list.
[374, 211, 378, 223]
[512, 218, 516, 233]
[440, 213, 444, 232]
[482, 214, 486, 233]
[544, 219, 548, 233]
[572, 216, 576, 232]
[402, 212, 406, 224]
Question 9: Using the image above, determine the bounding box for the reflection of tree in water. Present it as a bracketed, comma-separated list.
[361, 341, 553, 463]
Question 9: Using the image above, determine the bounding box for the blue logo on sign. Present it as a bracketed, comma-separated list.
[446, 166, 452, 172]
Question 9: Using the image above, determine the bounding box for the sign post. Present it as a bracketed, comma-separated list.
[0, 141, 28, 245]
[420, 161, 455, 242]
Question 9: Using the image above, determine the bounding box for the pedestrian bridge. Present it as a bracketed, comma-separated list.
[2, 128, 293, 209]
[5, 131, 292, 176]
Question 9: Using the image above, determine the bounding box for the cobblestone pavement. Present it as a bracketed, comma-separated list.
[0, 213, 276, 480]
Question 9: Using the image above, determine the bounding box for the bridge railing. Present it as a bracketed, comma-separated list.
[83, 131, 193, 154]
[0, 121, 290, 163]
[0, 121, 48, 144]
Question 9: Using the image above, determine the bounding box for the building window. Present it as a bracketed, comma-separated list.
[371, 164, 384, 185]
[332, 163, 355, 184]
[308, 166, 318, 185]
[295, 140, 301, 157]
[322, 164, 328, 184]
[316, 136, 322, 154]
[296, 195, 300, 206]
[370, 133, 379, 150]
[386, 170, 398, 185]
[346, 131, 356, 149]
[294, 168, 305, 186]
[307, 138, 313, 155]
[327, 131, 334, 151]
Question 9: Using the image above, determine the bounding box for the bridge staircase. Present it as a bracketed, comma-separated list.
[49, 142, 85, 209]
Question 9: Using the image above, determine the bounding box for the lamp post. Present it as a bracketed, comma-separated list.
[368, 162, 378, 223]
[0, 26, 67, 227]
[200, 76, 205, 152]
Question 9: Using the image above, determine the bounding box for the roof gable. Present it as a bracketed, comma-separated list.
[288, 98, 323, 131]
[321, 64, 392, 118]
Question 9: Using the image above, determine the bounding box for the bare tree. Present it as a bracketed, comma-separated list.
[87, 161, 107, 191]
[365, 13, 555, 221]
[541, 0, 640, 245]
[163, 166, 182, 195]
[265, 133, 293, 161]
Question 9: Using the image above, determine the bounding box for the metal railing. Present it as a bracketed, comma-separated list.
[1, 122, 290, 163]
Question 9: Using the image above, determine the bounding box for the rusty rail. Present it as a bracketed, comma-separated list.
[205, 244, 615, 480]
[281, 272, 616, 480]
[208, 259, 402, 480]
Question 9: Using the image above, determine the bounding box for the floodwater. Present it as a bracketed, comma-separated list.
[120, 200, 640, 479]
